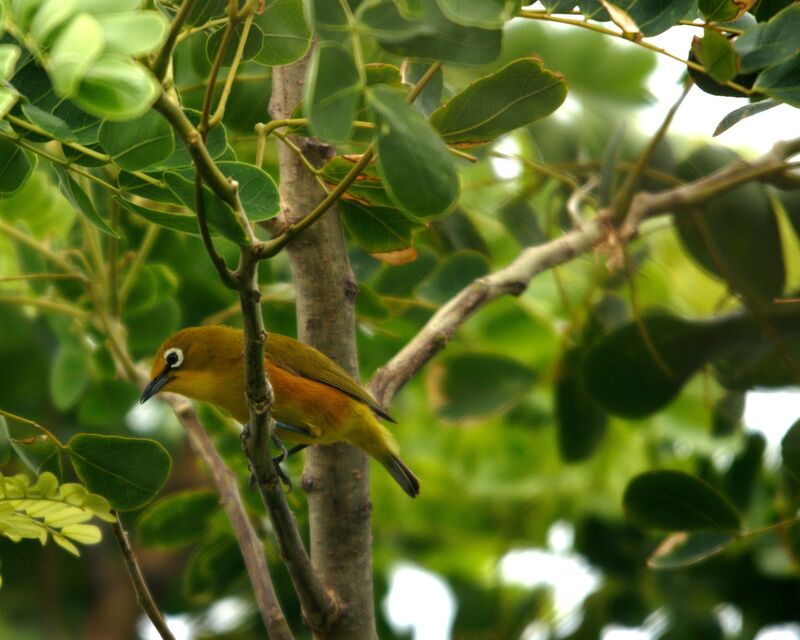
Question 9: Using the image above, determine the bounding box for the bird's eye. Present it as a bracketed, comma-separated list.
[164, 347, 184, 369]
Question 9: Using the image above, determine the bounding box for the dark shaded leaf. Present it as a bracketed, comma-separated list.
[735, 5, 800, 73]
[340, 199, 421, 253]
[754, 55, 800, 108]
[0, 139, 35, 196]
[368, 85, 458, 218]
[254, 0, 311, 66]
[555, 346, 608, 462]
[675, 145, 784, 301]
[624, 470, 742, 533]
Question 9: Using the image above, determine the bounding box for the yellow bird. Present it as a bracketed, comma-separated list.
[140, 325, 419, 497]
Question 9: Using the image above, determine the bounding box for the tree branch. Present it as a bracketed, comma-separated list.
[369, 136, 800, 406]
[109, 516, 176, 640]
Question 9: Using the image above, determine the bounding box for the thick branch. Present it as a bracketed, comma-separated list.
[369, 136, 800, 406]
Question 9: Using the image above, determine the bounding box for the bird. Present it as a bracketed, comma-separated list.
[140, 325, 419, 497]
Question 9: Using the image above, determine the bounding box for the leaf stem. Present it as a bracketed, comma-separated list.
[152, 0, 197, 81]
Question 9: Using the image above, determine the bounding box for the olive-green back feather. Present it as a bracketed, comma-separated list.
[265, 333, 395, 422]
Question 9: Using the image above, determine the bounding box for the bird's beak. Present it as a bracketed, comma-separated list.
[140, 367, 171, 404]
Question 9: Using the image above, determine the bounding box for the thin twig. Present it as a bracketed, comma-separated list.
[369, 137, 800, 406]
[0, 295, 90, 319]
[110, 516, 176, 640]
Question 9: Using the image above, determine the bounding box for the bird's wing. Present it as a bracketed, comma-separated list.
[265, 333, 395, 423]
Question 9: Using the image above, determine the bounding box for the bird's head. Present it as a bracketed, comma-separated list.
[140, 326, 242, 404]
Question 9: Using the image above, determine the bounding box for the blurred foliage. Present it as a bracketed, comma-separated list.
[0, 0, 798, 639]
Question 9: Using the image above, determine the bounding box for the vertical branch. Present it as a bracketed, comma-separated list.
[271, 50, 376, 640]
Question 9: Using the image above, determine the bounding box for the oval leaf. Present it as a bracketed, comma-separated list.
[73, 55, 159, 121]
[52, 164, 118, 237]
[98, 109, 174, 170]
[368, 85, 458, 218]
[67, 434, 171, 511]
[624, 470, 742, 533]
[582, 313, 731, 418]
[675, 145, 784, 301]
[254, 0, 311, 66]
[305, 42, 361, 143]
[0, 140, 35, 196]
[430, 58, 566, 144]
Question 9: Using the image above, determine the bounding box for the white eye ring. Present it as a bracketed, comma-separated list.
[164, 347, 184, 368]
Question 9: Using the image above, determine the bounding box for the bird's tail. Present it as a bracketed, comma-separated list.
[382, 454, 420, 498]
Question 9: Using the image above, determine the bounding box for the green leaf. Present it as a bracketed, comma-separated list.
[754, 55, 800, 108]
[52, 100, 102, 145]
[310, 0, 350, 41]
[368, 85, 458, 218]
[155, 110, 228, 170]
[50, 343, 90, 410]
[206, 22, 264, 67]
[138, 490, 220, 548]
[184, 0, 227, 26]
[611, 0, 695, 36]
[675, 145, 784, 301]
[781, 419, 800, 502]
[164, 172, 249, 245]
[67, 434, 171, 511]
[372, 245, 438, 295]
[712, 391, 745, 436]
[51, 164, 119, 237]
[698, 0, 741, 21]
[430, 58, 566, 144]
[434, 0, 520, 28]
[305, 42, 361, 143]
[361, 0, 502, 65]
[691, 31, 738, 85]
[98, 109, 175, 171]
[340, 200, 421, 253]
[498, 197, 545, 246]
[73, 55, 159, 121]
[320, 156, 394, 207]
[97, 11, 169, 57]
[80, 0, 143, 13]
[0, 88, 18, 119]
[21, 102, 74, 141]
[735, 5, 800, 73]
[366, 63, 404, 89]
[29, 0, 80, 47]
[623, 470, 742, 533]
[77, 379, 139, 430]
[115, 197, 200, 237]
[0, 44, 21, 80]
[416, 250, 490, 304]
[713, 98, 778, 136]
[647, 531, 735, 569]
[47, 13, 105, 96]
[555, 346, 608, 463]
[430, 352, 536, 420]
[254, 0, 311, 66]
[582, 313, 735, 418]
[0, 139, 35, 196]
